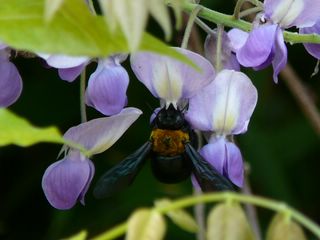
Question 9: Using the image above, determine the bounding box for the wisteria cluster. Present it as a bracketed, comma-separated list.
[1, 0, 320, 210]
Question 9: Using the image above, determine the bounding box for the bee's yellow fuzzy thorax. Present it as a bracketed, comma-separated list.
[150, 129, 190, 156]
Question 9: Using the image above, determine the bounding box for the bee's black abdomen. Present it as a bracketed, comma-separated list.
[151, 153, 192, 183]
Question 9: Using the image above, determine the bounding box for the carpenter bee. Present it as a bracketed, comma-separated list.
[93, 104, 235, 198]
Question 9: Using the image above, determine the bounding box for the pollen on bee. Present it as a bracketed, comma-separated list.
[150, 129, 190, 156]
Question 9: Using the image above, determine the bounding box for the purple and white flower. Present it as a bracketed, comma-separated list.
[39, 54, 129, 116]
[300, 19, 320, 59]
[0, 45, 23, 108]
[130, 47, 215, 108]
[85, 55, 129, 116]
[186, 69, 258, 187]
[42, 107, 142, 209]
[38, 54, 89, 82]
[229, 0, 320, 82]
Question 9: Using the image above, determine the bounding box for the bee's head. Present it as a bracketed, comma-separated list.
[155, 104, 185, 130]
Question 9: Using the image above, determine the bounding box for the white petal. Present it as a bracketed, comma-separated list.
[188, 70, 257, 134]
[63, 107, 142, 155]
[38, 53, 89, 68]
[131, 48, 215, 106]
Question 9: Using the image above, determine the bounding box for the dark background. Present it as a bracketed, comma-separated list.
[1, 0, 319, 239]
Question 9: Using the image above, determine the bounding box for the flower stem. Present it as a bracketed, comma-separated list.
[80, 68, 87, 123]
[233, 0, 263, 19]
[215, 25, 224, 72]
[181, 5, 202, 49]
[239, 6, 263, 18]
[92, 223, 128, 240]
[177, 1, 320, 44]
[93, 192, 320, 239]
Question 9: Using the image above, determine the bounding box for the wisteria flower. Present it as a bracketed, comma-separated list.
[229, 0, 320, 82]
[130, 47, 215, 108]
[204, 29, 240, 71]
[85, 55, 129, 116]
[300, 19, 320, 59]
[0, 45, 23, 107]
[40, 54, 129, 116]
[42, 107, 142, 209]
[186, 70, 258, 187]
[38, 54, 89, 82]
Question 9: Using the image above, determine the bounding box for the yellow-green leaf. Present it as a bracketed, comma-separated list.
[0, 0, 195, 68]
[62, 230, 88, 240]
[207, 203, 255, 240]
[0, 109, 64, 147]
[266, 213, 307, 240]
[44, 0, 65, 21]
[155, 199, 198, 233]
[126, 209, 166, 240]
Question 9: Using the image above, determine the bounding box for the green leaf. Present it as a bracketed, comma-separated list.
[155, 199, 198, 233]
[207, 203, 255, 240]
[44, 0, 65, 21]
[126, 209, 166, 240]
[63, 230, 88, 240]
[0, 109, 64, 147]
[266, 213, 307, 240]
[0, 0, 195, 68]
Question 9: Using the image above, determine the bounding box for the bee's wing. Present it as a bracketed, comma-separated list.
[93, 142, 152, 198]
[185, 143, 235, 192]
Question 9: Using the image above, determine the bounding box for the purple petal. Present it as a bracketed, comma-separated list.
[200, 138, 244, 187]
[85, 58, 129, 116]
[225, 142, 244, 187]
[0, 43, 7, 50]
[237, 24, 278, 67]
[300, 20, 320, 59]
[186, 70, 258, 135]
[227, 29, 249, 52]
[199, 138, 226, 174]
[42, 151, 94, 210]
[38, 54, 89, 68]
[79, 159, 95, 205]
[264, 0, 320, 28]
[272, 27, 288, 83]
[204, 30, 240, 71]
[58, 64, 86, 82]
[64, 107, 142, 155]
[130, 47, 215, 105]
[0, 57, 23, 107]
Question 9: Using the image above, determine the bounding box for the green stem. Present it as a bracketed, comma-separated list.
[93, 192, 320, 239]
[181, 5, 202, 49]
[195, 17, 214, 35]
[92, 223, 128, 240]
[233, 0, 263, 18]
[215, 25, 224, 72]
[80, 68, 87, 123]
[177, 2, 320, 44]
[239, 6, 263, 18]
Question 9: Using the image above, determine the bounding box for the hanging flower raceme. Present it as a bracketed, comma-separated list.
[130, 47, 215, 108]
[39, 54, 129, 116]
[204, 29, 240, 71]
[186, 70, 258, 187]
[0, 44, 23, 108]
[42, 107, 142, 209]
[228, 0, 320, 82]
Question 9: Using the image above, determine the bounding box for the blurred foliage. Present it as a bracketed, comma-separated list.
[1, 0, 320, 239]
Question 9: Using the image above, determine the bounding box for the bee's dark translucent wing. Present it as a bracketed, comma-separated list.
[93, 142, 152, 198]
[185, 143, 235, 192]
